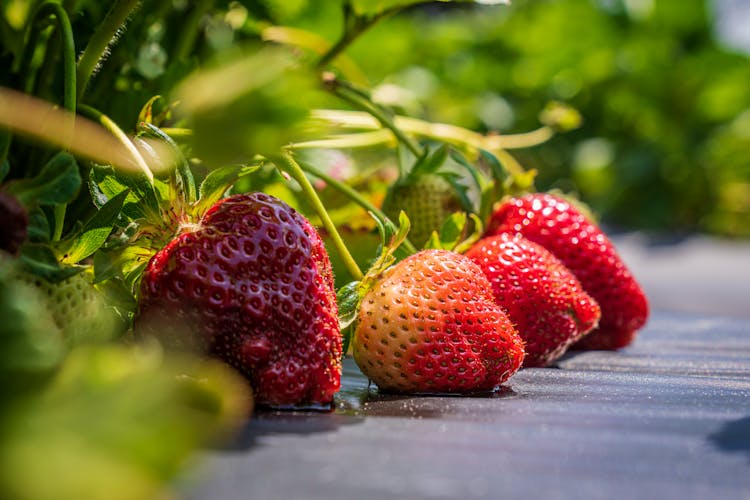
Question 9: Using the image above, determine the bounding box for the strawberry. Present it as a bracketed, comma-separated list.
[381, 173, 465, 248]
[486, 193, 649, 350]
[352, 249, 524, 393]
[136, 192, 342, 409]
[465, 233, 601, 366]
[15, 272, 120, 345]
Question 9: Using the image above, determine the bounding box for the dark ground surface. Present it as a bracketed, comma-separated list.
[184, 234, 750, 500]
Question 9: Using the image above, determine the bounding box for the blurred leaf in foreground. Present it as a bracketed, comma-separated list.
[0, 344, 252, 500]
[0, 260, 253, 500]
[174, 46, 323, 166]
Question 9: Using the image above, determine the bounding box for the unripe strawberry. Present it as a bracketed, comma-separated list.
[382, 174, 464, 247]
[16, 272, 120, 345]
[353, 249, 524, 393]
[465, 233, 601, 366]
[486, 193, 648, 350]
[137, 192, 342, 408]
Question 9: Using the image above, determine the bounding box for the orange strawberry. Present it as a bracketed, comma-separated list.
[352, 249, 524, 394]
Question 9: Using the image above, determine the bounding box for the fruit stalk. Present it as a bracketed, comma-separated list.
[295, 159, 418, 255]
[21, 3, 78, 241]
[78, 105, 154, 186]
[323, 75, 425, 161]
[76, 0, 141, 100]
[269, 151, 364, 281]
[312, 109, 551, 176]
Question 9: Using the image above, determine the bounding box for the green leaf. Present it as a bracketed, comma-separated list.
[137, 95, 163, 125]
[479, 149, 508, 186]
[408, 144, 448, 180]
[452, 213, 484, 254]
[19, 244, 82, 282]
[89, 165, 161, 221]
[337, 280, 363, 356]
[195, 164, 260, 215]
[440, 171, 474, 212]
[7, 153, 81, 206]
[137, 122, 196, 204]
[423, 211, 466, 251]
[60, 190, 129, 265]
[93, 249, 122, 284]
[27, 208, 51, 243]
[423, 212, 483, 253]
[438, 212, 468, 249]
[95, 276, 138, 314]
[337, 281, 362, 331]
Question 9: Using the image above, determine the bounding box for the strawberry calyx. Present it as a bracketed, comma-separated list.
[423, 211, 484, 254]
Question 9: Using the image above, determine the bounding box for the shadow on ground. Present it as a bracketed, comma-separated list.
[709, 415, 750, 462]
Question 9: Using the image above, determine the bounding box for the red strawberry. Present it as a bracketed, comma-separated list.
[352, 249, 524, 393]
[137, 192, 342, 409]
[465, 233, 601, 366]
[486, 193, 648, 350]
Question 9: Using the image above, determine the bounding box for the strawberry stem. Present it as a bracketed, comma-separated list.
[323, 74, 425, 160]
[311, 109, 543, 176]
[264, 25, 369, 86]
[296, 158, 417, 255]
[76, 0, 140, 101]
[23, 2, 77, 242]
[270, 151, 364, 281]
[315, 3, 370, 71]
[78, 105, 154, 185]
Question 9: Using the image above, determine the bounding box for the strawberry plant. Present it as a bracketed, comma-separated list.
[0, 0, 656, 497]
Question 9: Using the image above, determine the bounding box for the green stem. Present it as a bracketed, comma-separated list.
[76, 0, 140, 101]
[296, 159, 417, 255]
[315, 3, 364, 71]
[327, 78, 424, 159]
[14, 14, 48, 79]
[271, 151, 364, 281]
[312, 109, 534, 176]
[484, 126, 554, 150]
[25, 3, 77, 242]
[78, 104, 154, 185]
[315, 3, 405, 71]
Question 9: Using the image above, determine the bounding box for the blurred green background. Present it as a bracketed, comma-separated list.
[275, 0, 750, 236]
[4, 0, 748, 236]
